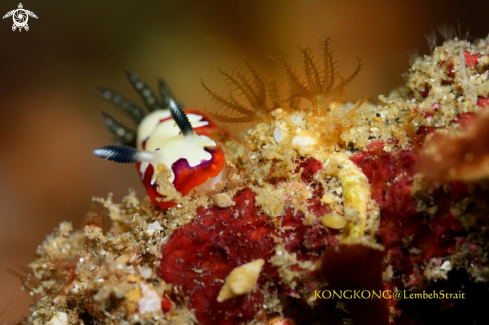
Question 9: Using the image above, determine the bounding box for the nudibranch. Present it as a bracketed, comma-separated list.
[93, 72, 225, 209]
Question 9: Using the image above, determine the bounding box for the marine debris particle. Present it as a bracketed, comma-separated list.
[17, 36, 489, 325]
[212, 192, 235, 208]
[217, 259, 265, 302]
[321, 213, 347, 229]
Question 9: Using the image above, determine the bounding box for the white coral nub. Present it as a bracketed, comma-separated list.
[146, 220, 163, 234]
[138, 283, 162, 314]
[217, 259, 265, 302]
[47, 313, 68, 325]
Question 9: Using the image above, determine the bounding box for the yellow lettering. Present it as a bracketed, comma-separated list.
[344, 290, 351, 299]
[315, 290, 322, 299]
[332, 290, 342, 300]
[372, 290, 381, 299]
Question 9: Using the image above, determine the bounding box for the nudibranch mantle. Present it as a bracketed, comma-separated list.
[94, 73, 226, 209]
[137, 110, 217, 184]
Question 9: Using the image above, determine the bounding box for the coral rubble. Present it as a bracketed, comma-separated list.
[15, 36, 489, 325]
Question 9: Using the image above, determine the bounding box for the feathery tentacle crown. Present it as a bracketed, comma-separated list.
[201, 39, 366, 149]
[94, 72, 225, 209]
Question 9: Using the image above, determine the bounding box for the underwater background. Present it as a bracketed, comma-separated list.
[1, 0, 489, 321]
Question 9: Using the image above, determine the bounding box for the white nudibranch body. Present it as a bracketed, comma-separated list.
[137, 110, 216, 183]
[94, 73, 226, 209]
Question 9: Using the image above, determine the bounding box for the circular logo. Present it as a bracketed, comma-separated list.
[3, 3, 38, 32]
[13, 9, 28, 27]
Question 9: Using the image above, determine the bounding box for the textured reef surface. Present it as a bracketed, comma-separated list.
[14, 36, 489, 325]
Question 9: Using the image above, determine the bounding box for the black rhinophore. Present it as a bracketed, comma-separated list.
[169, 99, 194, 136]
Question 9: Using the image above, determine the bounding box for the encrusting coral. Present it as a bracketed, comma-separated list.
[11, 35, 489, 325]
